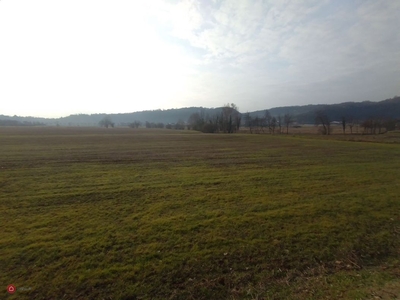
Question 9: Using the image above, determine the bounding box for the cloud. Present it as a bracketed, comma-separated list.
[158, 1, 325, 66]
[154, 0, 400, 109]
[0, 0, 398, 116]
[157, 1, 399, 70]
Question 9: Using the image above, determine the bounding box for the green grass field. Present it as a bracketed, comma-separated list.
[1, 127, 400, 299]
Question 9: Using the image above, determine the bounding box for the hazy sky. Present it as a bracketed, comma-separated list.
[1, 0, 399, 117]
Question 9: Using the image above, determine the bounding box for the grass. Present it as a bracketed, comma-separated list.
[1, 127, 400, 299]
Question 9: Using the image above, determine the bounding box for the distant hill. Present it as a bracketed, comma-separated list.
[58, 107, 225, 126]
[250, 96, 400, 124]
[1, 96, 399, 126]
[0, 107, 224, 126]
[0, 119, 46, 126]
[294, 97, 400, 123]
[250, 104, 324, 119]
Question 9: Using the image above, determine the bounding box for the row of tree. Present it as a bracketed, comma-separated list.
[243, 112, 295, 134]
[99, 107, 399, 135]
[99, 117, 115, 128]
[98, 118, 184, 130]
[126, 120, 186, 130]
[0, 120, 46, 126]
[186, 103, 242, 133]
[314, 110, 399, 135]
[360, 118, 398, 134]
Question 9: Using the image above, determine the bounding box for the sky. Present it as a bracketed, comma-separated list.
[0, 0, 399, 118]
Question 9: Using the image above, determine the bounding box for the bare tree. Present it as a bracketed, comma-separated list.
[383, 118, 397, 132]
[211, 113, 221, 133]
[283, 113, 294, 134]
[128, 120, 141, 128]
[188, 112, 204, 131]
[341, 116, 346, 134]
[277, 115, 282, 134]
[315, 110, 331, 135]
[174, 119, 185, 130]
[244, 112, 253, 133]
[361, 117, 397, 134]
[235, 113, 242, 132]
[188, 110, 222, 133]
[258, 116, 266, 133]
[255, 117, 261, 134]
[376, 118, 383, 134]
[270, 117, 277, 134]
[264, 110, 272, 133]
[347, 117, 354, 134]
[221, 103, 240, 133]
[355, 119, 360, 134]
[99, 116, 114, 128]
[361, 118, 372, 134]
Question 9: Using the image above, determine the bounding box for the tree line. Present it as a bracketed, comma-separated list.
[98, 104, 399, 135]
[314, 110, 399, 135]
[0, 119, 46, 126]
[186, 103, 241, 133]
[126, 120, 185, 130]
[243, 112, 294, 134]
